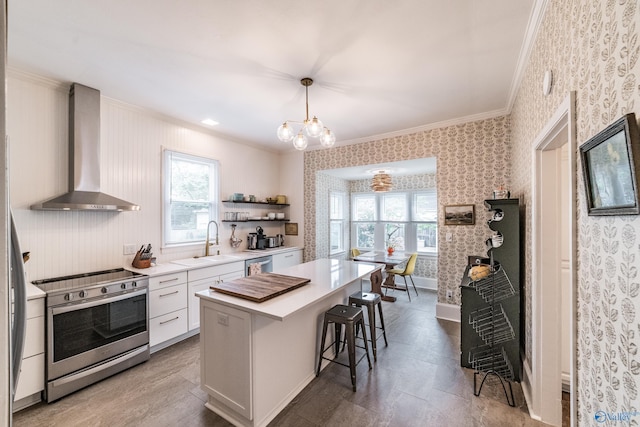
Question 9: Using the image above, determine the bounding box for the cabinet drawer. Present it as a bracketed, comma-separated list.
[23, 316, 44, 358]
[14, 353, 44, 401]
[272, 250, 302, 270]
[218, 270, 244, 283]
[149, 272, 188, 291]
[189, 261, 244, 282]
[149, 284, 187, 318]
[13, 297, 44, 319]
[26, 298, 44, 319]
[150, 308, 188, 347]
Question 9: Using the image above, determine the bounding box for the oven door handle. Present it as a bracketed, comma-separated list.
[51, 288, 148, 315]
[50, 346, 149, 388]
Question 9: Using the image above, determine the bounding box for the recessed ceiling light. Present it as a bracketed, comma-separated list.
[201, 118, 219, 126]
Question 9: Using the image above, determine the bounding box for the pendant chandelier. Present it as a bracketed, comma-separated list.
[371, 170, 393, 192]
[277, 78, 336, 150]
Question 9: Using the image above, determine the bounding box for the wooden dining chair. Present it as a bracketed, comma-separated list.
[387, 253, 418, 300]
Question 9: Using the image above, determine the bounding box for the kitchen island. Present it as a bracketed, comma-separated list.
[196, 258, 381, 427]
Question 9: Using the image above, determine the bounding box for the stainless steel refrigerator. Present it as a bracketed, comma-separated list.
[2, 0, 26, 422]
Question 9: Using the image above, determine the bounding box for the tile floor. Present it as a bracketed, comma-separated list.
[14, 289, 555, 427]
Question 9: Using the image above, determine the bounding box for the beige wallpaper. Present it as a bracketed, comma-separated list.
[510, 0, 640, 424]
[303, 117, 511, 305]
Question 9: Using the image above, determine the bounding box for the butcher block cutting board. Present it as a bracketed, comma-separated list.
[210, 273, 311, 303]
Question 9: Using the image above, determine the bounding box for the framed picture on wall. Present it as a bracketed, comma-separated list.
[579, 113, 640, 215]
[444, 204, 475, 225]
[284, 222, 298, 235]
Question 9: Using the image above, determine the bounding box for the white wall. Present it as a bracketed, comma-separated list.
[8, 72, 283, 281]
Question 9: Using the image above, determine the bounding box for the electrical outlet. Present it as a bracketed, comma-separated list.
[446, 232, 453, 242]
[123, 244, 137, 255]
[217, 313, 229, 326]
[446, 290, 453, 300]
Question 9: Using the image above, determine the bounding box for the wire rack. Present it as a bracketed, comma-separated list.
[468, 254, 516, 406]
[468, 267, 515, 303]
[469, 345, 514, 381]
[469, 305, 515, 345]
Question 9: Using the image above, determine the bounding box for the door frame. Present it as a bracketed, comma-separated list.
[529, 92, 577, 426]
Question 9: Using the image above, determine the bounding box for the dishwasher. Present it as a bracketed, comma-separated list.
[245, 255, 273, 276]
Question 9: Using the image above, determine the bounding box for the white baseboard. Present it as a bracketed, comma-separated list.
[521, 357, 542, 421]
[561, 372, 571, 393]
[435, 302, 460, 322]
[417, 277, 437, 290]
[390, 276, 436, 290]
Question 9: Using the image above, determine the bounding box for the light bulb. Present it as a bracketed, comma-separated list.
[292, 132, 308, 150]
[320, 129, 336, 147]
[304, 116, 324, 137]
[277, 122, 294, 142]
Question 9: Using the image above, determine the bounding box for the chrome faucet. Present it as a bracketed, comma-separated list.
[205, 220, 219, 257]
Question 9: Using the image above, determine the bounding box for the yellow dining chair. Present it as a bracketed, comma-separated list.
[351, 248, 361, 258]
[387, 253, 418, 301]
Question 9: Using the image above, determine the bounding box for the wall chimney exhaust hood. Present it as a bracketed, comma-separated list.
[31, 83, 140, 212]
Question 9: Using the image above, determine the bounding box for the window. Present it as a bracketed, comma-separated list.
[414, 191, 437, 253]
[352, 194, 376, 250]
[162, 150, 219, 247]
[351, 190, 437, 254]
[330, 191, 347, 254]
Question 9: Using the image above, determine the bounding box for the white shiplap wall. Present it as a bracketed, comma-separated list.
[7, 72, 282, 282]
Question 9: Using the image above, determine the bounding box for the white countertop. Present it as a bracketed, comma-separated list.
[127, 246, 303, 277]
[196, 258, 382, 321]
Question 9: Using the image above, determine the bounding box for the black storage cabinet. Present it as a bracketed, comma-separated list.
[460, 198, 522, 382]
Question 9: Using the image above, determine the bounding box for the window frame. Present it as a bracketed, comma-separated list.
[329, 191, 347, 255]
[162, 149, 220, 248]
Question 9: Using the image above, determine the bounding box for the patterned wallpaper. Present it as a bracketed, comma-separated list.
[510, 0, 640, 424]
[303, 117, 511, 305]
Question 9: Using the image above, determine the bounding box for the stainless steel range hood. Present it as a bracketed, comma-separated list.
[31, 83, 140, 212]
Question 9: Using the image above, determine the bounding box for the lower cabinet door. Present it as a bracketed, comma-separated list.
[150, 308, 188, 347]
[188, 279, 214, 331]
[14, 353, 45, 401]
[201, 301, 252, 419]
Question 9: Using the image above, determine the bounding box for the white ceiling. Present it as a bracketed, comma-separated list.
[8, 0, 539, 152]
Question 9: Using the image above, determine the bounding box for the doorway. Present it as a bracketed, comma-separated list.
[531, 92, 577, 426]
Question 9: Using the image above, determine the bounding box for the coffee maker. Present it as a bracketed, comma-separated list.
[255, 226, 266, 249]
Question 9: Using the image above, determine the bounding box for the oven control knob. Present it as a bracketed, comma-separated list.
[64, 293, 74, 301]
[79, 290, 88, 298]
[101, 287, 108, 294]
[121, 283, 127, 290]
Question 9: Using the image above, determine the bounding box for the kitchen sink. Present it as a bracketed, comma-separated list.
[171, 254, 240, 266]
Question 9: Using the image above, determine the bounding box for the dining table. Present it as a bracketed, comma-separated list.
[353, 251, 410, 302]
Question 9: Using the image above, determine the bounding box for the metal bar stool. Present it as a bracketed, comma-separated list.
[347, 285, 388, 361]
[316, 304, 372, 391]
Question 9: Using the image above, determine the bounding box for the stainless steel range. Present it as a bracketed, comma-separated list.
[33, 268, 149, 402]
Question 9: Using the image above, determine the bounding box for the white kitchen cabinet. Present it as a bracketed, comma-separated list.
[188, 261, 244, 331]
[149, 271, 188, 348]
[13, 289, 45, 411]
[271, 249, 302, 271]
[200, 301, 252, 419]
